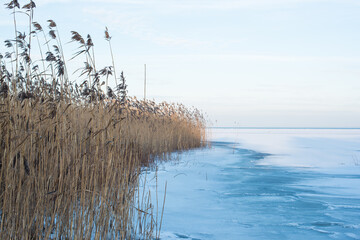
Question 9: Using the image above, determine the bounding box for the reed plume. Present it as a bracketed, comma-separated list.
[0, 1, 206, 239]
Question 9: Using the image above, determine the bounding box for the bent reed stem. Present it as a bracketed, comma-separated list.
[0, 1, 206, 239]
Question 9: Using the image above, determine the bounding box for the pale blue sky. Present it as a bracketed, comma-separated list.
[1, 0, 360, 127]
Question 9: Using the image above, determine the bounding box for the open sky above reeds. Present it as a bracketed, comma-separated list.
[1, 0, 360, 127]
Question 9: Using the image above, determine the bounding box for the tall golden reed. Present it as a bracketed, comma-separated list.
[0, 1, 206, 239]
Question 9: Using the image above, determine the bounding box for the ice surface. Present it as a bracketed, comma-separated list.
[210, 128, 360, 168]
[143, 128, 360, 240]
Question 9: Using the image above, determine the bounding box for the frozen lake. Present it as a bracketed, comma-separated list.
[144, 128, 360, 239]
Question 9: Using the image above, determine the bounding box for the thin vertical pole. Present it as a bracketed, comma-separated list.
[144, 64, 146, 100]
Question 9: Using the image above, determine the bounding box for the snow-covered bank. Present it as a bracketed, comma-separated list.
[143, 128, 360, 239]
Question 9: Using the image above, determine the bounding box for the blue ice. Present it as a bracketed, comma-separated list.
[144, 128, 360, 240]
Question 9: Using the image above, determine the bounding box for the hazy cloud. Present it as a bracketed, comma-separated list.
[82, 7, 210, 47]
[36, 0, 334, 9]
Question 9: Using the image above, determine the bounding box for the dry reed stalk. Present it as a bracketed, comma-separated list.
[0, 92, 205, 239]
[0, 1, 206, 238]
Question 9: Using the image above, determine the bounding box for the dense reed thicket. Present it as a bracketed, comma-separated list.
[0, 1, 206, 239]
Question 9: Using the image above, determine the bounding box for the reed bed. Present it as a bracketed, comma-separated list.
[0, 1, 206, 239]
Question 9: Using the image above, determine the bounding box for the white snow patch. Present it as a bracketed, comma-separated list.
[210, 128, 360, 169]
